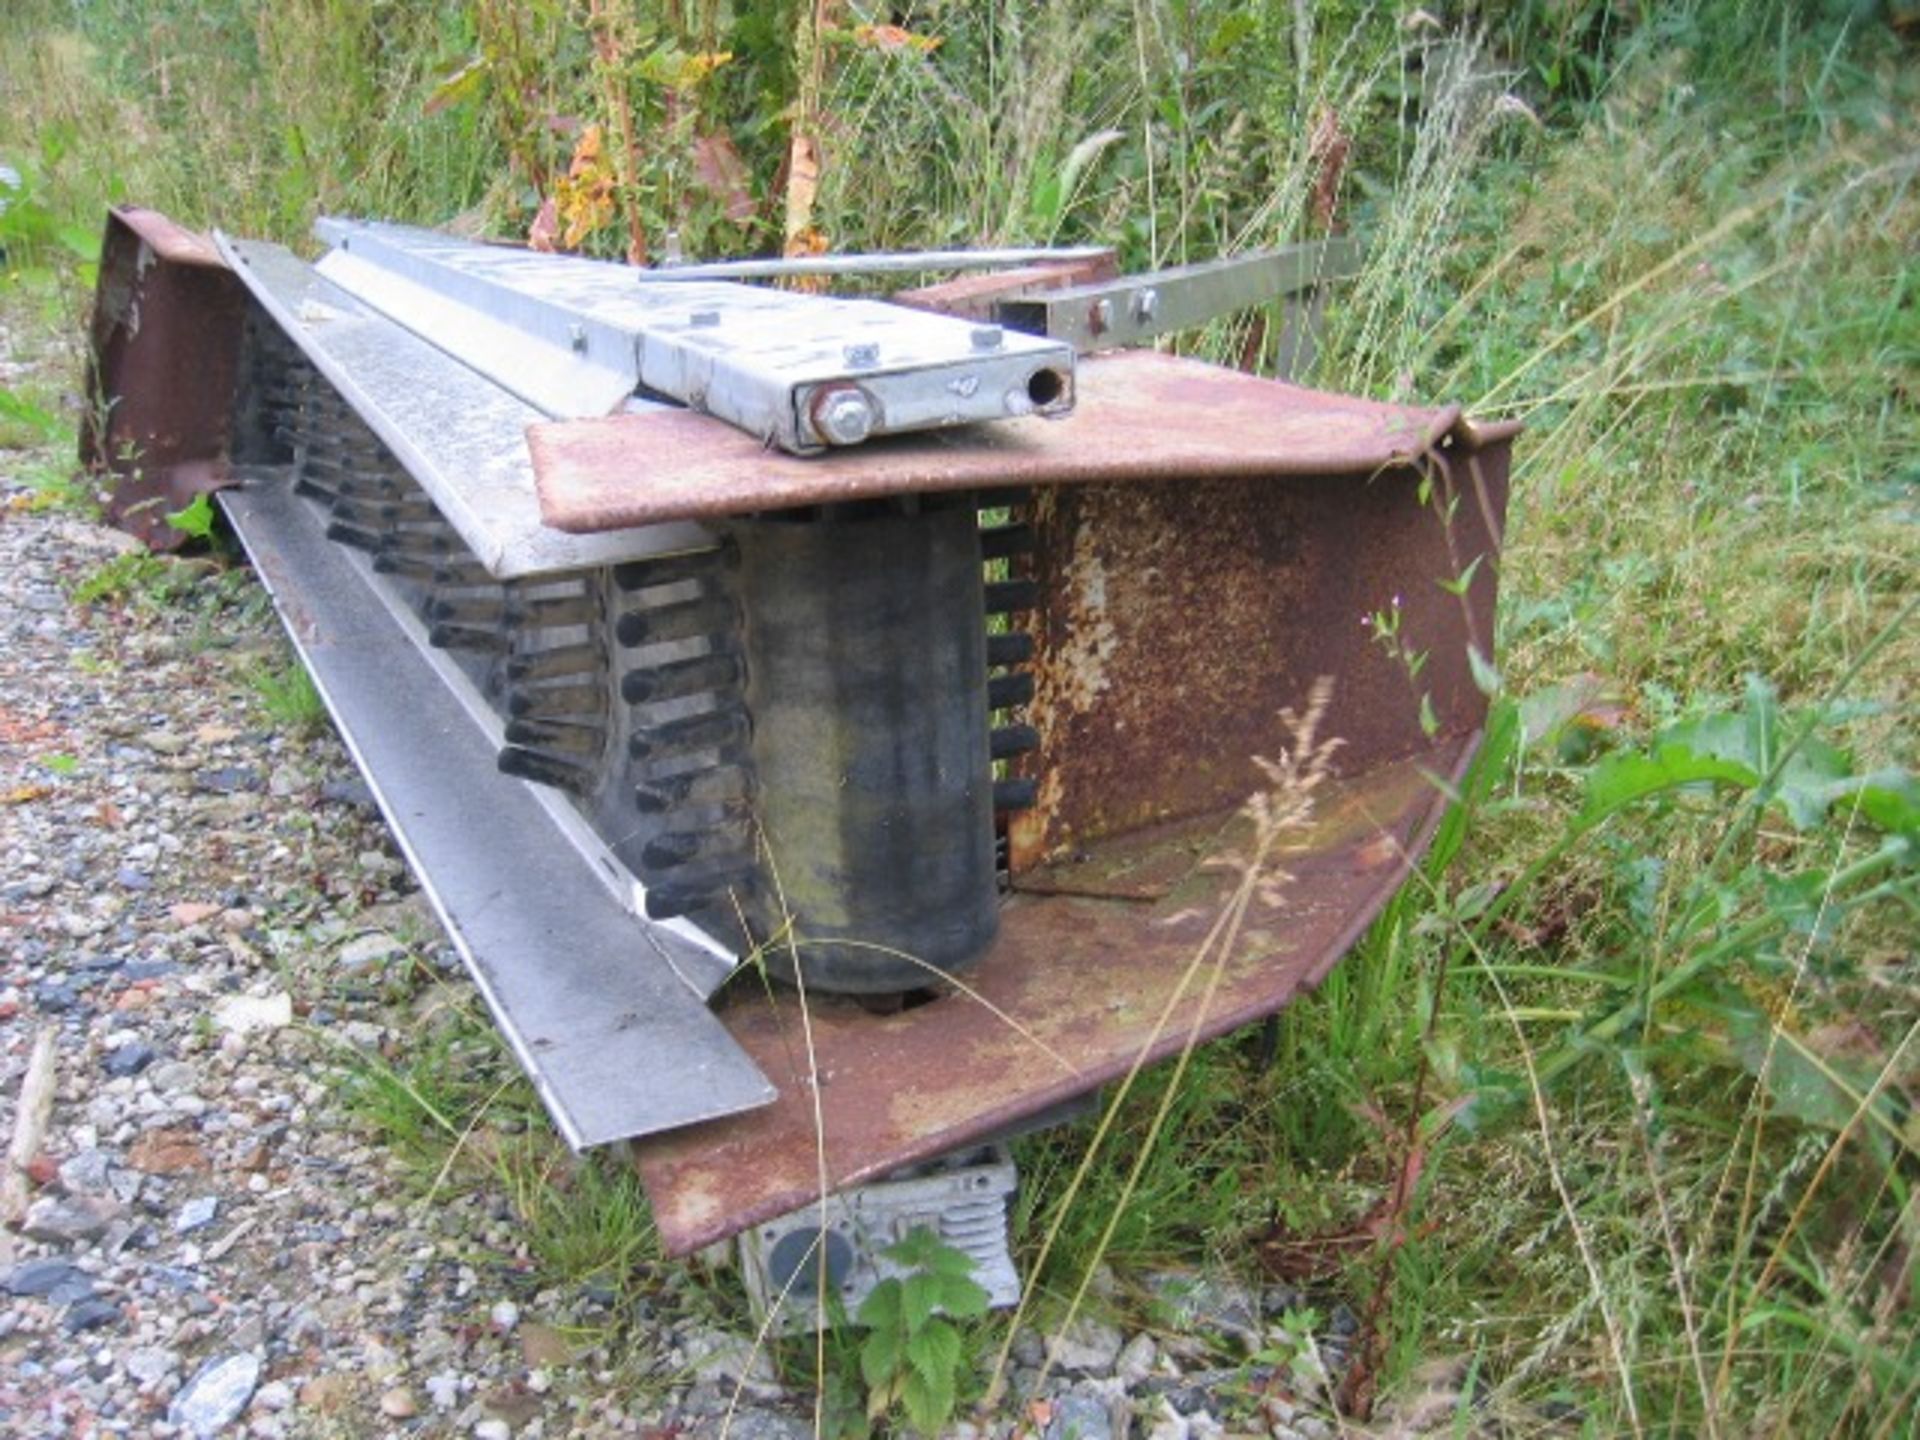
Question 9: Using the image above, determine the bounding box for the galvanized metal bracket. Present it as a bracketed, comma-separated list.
[996, 237, 1363, 352]
[310, 218, 1079, 454]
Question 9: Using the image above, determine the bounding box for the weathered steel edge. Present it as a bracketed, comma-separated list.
[637, 731, 1480, 1257]
[529, 350, 1477, 533]
[82, 208, 247, 550]
[107, 205, 228, 269]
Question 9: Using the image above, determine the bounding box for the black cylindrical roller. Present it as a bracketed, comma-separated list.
[507, 644, 607, 683]
[323, 521, 383, 552]
[506, 683, 605, 721]
[639, 825, 752, 874]
[986, 631, 1034, 668]
[979, 524, 1035, 560]
[613, 543, 736, 593]
[620, 650, 743, 704]
[628, 706, 750, 761]
[503, 718, 604, 754]
[987, 672, 1035, 710]
[427, 624, 512, 654]
[993, 777, 1038, 811]
[736, 502, 996, 994]
[615, 596, 738, 649]
[984, 578, 1038, 614]
[634, 762, 751, 814]
[990, 723, 1040, 758]
[643, 863, 756, 921]
[497, 747, 594, 794]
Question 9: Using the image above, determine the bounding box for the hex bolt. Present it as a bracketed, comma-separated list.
[811, 385, 876, 446]
[970, 325, 1004, 352]
[690, 309, 721, 328]
[843, 341, 881, 368]
[568, 322, 588, 352]
[1131, 287, 1160, 324]
[1088, 297, 1113, 336]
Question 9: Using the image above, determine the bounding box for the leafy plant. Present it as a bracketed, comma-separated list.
[162, 491, 217, 543]
[69, 551, 193, 608]
[250, 656, 327, 737]
[0, 385, 68, 448]
[855, 1228, 989, 1436]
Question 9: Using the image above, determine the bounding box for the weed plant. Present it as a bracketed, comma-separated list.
[2, 0, 1914, 1433]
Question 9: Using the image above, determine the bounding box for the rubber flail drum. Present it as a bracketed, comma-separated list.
[733, 495, 997, 993]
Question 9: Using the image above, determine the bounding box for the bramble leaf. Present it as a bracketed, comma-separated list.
[859, 1322, 902, 1391]
[855, 1275, 901, 1330]
[901, 1365, 957, 1436]
[906, 1319, 962, 1387]
[901, 1272, 940, 1331]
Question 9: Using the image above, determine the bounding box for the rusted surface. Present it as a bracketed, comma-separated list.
[529, 351, 1460, 532]
[82, 207, 246, 550]
[633, 737, 1473, 1257]
[891, 253, 1121, 320]
[1006, 429, 1512, 874]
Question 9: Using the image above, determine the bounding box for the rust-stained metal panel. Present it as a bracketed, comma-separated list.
[82, 207, 246, 549]
[633, 739, 1473, 1257]
[528, 351, 1460, 532]
[891, 253, 1120, 320]
[1007, 429, 1512, 874]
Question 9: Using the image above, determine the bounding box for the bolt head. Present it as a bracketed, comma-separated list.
[812, 386, 876, 446]
[970, 325, 1004, 352]
[843, 341, 881, 368]
[1088, 297, 1113, 335]
[1131, 287, 1160, 324]
[690, 309, 721, 328]
[568, 322, 588, 352]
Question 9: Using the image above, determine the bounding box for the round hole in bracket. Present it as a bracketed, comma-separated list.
[1025, 368, 1066, 409]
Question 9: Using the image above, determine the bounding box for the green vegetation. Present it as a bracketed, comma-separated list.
[248, 654, 329, 738]
[4, 0, 1915, 1433]
[854, 1229, 993, 1436]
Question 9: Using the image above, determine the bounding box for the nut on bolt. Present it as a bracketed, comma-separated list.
[810, 384, 877, 447]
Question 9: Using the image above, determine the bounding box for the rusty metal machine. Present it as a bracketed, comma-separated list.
[84, 206, 1514, 1321]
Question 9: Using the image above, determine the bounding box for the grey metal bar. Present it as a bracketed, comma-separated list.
[997, 237, 1364, 352]
[639, 247, 1115, 282]
[216, 232, 712, 580]
[219, 476, 775, 1149]
[310, 218, 1078, 453]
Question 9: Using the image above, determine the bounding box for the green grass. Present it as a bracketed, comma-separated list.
[248, 654, 329, 738]
[3, 0, 1916, 1433]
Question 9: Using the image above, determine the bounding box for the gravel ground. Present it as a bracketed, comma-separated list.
[0, 318, 1457, 1440]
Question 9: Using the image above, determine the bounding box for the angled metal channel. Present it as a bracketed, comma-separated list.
[999, 237, 1363, 351]
[215, 233, 713, 580]
[311, 218, 1078, 453]
[219, 477, 775, 1148]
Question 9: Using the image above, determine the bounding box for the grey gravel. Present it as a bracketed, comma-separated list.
[2, 1258, 91, 1298]
[21, 1195, 119, 1244]
[1048, 1315, 1125, 1376]
[102, 1038, 158, 1076]
[168, 1352, 261, 1436]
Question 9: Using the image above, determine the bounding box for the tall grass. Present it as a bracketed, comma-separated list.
[3, 0, 1914, 1432]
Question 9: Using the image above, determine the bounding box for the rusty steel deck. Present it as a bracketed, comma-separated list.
[526, 351, 1469, 529]
[634, 738, 1474, 1256]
